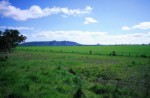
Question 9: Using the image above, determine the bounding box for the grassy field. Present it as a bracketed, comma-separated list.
[0, 46, 150, 98]
[16, 45, 150, 57]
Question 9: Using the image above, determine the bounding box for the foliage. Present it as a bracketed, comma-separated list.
[0, 29, 26, 52]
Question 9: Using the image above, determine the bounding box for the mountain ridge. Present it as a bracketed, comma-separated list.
[20, 41, 81, 46]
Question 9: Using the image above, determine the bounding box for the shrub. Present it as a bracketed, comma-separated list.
[73, 88, 84, 98]
[26, 75, 39, 83]
[112, 51, 117, 56]
[89, 50, 92, 54]
[68, 68, 76, 75]
[90, 84, 110, 95]
[140, 54, 147, 58]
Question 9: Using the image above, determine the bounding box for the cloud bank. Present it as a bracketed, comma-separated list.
[122, 22, 150, 30]
[0, 1, 92, 21]
[29, 30, 150, 45]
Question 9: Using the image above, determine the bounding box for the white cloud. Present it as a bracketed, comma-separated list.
[0, 26, 34, 30]
[84, 17, 98, 24]
[61, 15, 68, 18]
[0, 1, 92, 21]
[122, 22, 150, 30]
[28, 30, 150, 45]
[121, 26, 131, 30]
[132, 22, 150, 29]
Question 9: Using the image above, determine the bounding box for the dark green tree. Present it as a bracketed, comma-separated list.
[0, 29, 26, 52]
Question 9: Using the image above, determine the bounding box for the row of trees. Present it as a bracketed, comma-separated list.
[0, 29, 26, 52]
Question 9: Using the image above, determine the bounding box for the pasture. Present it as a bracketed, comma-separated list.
[16, 45, 150, 57]
[0, 45, 150, 98]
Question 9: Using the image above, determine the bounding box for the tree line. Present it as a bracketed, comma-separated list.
[0, 29, 26, 53]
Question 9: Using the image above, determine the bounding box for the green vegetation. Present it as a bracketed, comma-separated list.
[17, 45, 150, 57]
[0, 46, 150, 98]
[0, 29, 26, 53]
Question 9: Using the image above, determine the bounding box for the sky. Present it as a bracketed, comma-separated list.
[0, 0, 150, 45]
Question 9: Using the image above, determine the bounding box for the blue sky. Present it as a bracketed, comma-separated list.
[0, 0, 150, 44]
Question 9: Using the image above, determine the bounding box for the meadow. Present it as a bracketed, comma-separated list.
[16, 45, 150, 57]
[0, 45, 150, 98]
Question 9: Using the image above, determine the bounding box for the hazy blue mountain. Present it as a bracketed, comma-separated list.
[20, 41, 81, 46]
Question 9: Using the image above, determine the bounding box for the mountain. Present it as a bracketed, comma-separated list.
[20, 41, 81, 46]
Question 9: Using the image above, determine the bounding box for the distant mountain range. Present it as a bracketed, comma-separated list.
[20, 41, 81, 46]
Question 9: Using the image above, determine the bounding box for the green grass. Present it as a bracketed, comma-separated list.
[16, 45, 150, 57]
[0, 46, 150, 98]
